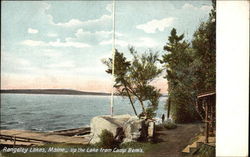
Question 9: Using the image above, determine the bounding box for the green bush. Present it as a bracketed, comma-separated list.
[163, 122, 177, 129]
[98, 129, 118, 149]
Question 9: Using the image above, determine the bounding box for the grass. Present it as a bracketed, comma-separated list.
[163, 122, 177, 129]
[155, 121, 177, 130]
[120, 141, 159, 152]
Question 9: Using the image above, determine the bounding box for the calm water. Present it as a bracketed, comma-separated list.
[0, 94, 167, 132]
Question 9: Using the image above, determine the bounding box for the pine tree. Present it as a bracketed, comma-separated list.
[161, 1, 216, 123]
[161, 28, 199, 122]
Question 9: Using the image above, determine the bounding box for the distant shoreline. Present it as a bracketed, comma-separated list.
[0, 89, 110, 96]
[1, 89, 168, 97]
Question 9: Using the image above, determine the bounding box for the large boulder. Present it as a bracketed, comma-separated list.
[89, 114, 131, 144]
[123, 117, 145, 142]
[89, 114, 155, 144]
[147, 120, 155, 141]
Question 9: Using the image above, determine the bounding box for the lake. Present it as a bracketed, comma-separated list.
[0, 94, 167, 132]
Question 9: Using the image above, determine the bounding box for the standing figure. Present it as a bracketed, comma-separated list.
[161, 114, 165, 123]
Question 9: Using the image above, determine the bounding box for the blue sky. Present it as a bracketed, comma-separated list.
[1, 1, 212, 93]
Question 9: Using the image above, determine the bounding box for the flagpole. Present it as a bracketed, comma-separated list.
[110, 0, 116, 116]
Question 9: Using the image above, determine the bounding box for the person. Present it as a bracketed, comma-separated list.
[161, 114, 165, 123]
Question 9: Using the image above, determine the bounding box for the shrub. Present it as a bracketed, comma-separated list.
[98, 129, 118, 149]
[163, 122, 177, 129]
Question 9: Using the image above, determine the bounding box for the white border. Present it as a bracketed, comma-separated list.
[217, 1, 249, 156]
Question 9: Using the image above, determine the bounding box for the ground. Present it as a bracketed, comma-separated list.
[0, 123, 202, 157]
[145, 123, 202, 157]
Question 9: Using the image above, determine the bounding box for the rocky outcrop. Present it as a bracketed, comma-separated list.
[89, 114, 155, 144]
[89, 114, 131, 144]
[122, 116, 145, 142]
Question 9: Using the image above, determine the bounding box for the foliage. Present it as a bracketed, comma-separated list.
[161, 28, 200, 123]
[155, 121, 177, 130]
[191, 0, 216, 93]
[103, 47, 162, 119]
[160, 2, 216, 123]
[102, 50, 138, 116]
[163, 122, 177, 130]
[98, 129, 119, 149]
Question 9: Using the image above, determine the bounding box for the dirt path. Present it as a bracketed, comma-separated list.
[145, 123, 202, 157]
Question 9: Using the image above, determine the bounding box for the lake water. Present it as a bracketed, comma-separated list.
[0, 94, 167, 132]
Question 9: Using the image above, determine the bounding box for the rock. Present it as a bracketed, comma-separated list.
[89, 114, 131, 144]
[123, 117, 145, 142]
[147, 120, 155, 138]
[89, 114, 155, 144]
[154, 117, 162, 125]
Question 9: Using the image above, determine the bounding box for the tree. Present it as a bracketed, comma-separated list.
[191, 0, 216, 93]
[160, 1, 216, 123]
[161, 28, 199, 123]
[129, 47, 162, 118]
[102, 47, 162, 119]
[102, 49, 137, 116]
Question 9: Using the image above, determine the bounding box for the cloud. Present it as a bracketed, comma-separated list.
[21, 40, 46, 46]
[133, 37, 159, 48]
[49, 39, 91, 48]
[50, 19, 83, 27]
[182, 3, 212, 11]
[28, 28, 39, 34]
[100, 39, 128, 47]
[136, 17, 175, 33]
[43, 49, 62, 57]
[16, 59, 31, 66]
[49, 14, 112, 27]
[46, 61, 75, 68]
[106, 3, 112, 13]
[1, 51, 32, 71]
[200, 5, 213, 11]
[75, 29, 123, 39]
[21, 39, 91, 48]
[42, 3, 112, 28]
[63, 28, 124, 46]
[47, 33, 58, 37]
[99, 37, 159, 48]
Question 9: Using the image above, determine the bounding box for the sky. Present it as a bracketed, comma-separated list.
[1, 1, 212, 93]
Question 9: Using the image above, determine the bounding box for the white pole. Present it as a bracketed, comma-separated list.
[110, 0, 116, 116]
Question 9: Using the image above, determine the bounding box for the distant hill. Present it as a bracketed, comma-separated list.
[0, 89, 110, 96]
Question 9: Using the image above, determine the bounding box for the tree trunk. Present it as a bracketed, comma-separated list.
[139, 99, 146, 114]
[125, 83, 146, 115]
[167, 97, 171, 119]
[125, 87, 138, 116]
[123, 82, 138, 116]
